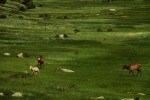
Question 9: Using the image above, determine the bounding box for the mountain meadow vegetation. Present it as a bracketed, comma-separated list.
[0, 0, 150, 99]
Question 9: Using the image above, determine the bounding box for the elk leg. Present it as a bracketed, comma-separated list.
[136, 70, 139, 76]
[129, 70, 134, 76]
[139, 69, 142, 77]
[136, 69, 142, 76]
[132, 71, 134, 76]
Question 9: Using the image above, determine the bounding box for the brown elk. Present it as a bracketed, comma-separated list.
[122, 64, 142, 76]
[37, 55, 44, 69]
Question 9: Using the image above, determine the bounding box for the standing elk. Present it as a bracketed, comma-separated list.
[37, 55, 44, 69]
[122, 64, 142, 76]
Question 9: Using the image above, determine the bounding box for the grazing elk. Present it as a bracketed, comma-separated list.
[122, 64, 142, 76]
[37, 55, 44, 69]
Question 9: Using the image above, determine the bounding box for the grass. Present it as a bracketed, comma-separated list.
[0, 0, 150, 99]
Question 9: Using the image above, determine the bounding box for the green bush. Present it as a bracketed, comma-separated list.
[18, 5, 27, 11]
[0, 0, 7, 5]
[0, 14, 7, 19]
[22, 0, 35, 9]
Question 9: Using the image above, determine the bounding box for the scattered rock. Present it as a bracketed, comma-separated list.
[138, 93, 146, 96]
[4, 53, 11, 56]
[56, 68, 74, 73]
[17, 53, 29, 58]
[91, 96, 104, 100]
[55, 34, 68, 39]
[12, 92, 23, 97]
[0, 93, 4, 96]
[61, 68, 74, 73]
[109, 9, 116, 12]
[121, 98, 134, 100]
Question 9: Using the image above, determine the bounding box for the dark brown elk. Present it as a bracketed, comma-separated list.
[122, 64, 142, 76]
[37, 55, 44, 69]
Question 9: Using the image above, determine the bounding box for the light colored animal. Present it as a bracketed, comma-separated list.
[122, 64, 141, 76]
[29, 66, 39, 74]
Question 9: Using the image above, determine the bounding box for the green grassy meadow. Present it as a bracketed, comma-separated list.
[0, 0, 150, 99]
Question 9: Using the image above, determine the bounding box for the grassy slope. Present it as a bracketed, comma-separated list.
[0, 0, 150, 99]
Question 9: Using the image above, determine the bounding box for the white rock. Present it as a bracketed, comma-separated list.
[109, 9, 116, 12]
[138, 93, 146, 96]
[4, 53, 10, 56]
[0, 93, 4, 96]
[12, 92, 23, 97]
[23, 71, 29, 74]
[61, 68, 74, 73]
[59, 34, 65, 39]
[17, 53, 24, 58]
[91, 96, 104, 99]
[121, 98, 134, 100]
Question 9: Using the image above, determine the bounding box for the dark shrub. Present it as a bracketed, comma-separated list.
[38, 4, 43, 7]
[97, 28, 102, 32]
[22, 0, 36, 9]
[56, 16, 68, 19]
[63, 16, 68, 19]
[0, 0, 7, 5]
[107, 28, 113, 32]
[11, 72, 31, 78]
[3, 90, 13, 96]
[0, 14, 7, 19]
[18, 15, 24, 18]
[38, 13, 49, 19]
[63, 34, 68, 38]
[74, 29, 80, 33]
[55, 35, 59, 38]
[10, 0, 21, 2]
[18, 6, 27, 11]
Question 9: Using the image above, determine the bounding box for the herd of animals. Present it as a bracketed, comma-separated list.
[29, 55, 44, 75]
[29, 55, 142, 77]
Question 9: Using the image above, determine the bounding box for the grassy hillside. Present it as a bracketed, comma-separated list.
[0, 0, 150, 99]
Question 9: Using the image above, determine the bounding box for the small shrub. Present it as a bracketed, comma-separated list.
[0, 14, 7, 19]
[22, 0, 36, 9]
[18, 6, 27, 11]
[11, 72, 31, 78]
[63, 16, 68, 19]
[107, 28, 113, 32]
[55, 35, 59, 38]
[38, 13, 50, 19]
[38, 4, 43, 7]
[97, 28, 102, 32]
[63, 34, 68, 38]
[74, 29, 80, 33]
[0, 0, 7, 5]
[3, 90, 13, 96]
[18, 15, 24, 18]
[56, 16, 68, 19]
